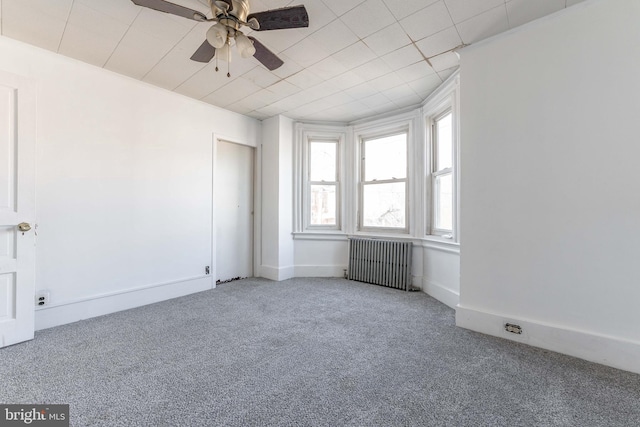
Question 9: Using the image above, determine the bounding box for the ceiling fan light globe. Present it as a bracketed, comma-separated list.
[217, 43, 232, 62]
[235, 33, 256, 58]
[206, 23, 228, 49]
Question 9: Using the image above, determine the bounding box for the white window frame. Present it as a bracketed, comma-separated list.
[424, 75, 460, 242]
[294, 124, 347, 236]
[356, 124, 411, 235]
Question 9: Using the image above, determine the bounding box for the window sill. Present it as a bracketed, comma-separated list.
[292, 232, 349, 241]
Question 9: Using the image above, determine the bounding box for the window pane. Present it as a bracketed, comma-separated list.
[310, 184, 336, 226]
[434, 174, 453, 231]
[363, 182, 405, 228]
[364, 133, 406, 181]
[436, 113, 452, 171]
[310, 141, 336, 182]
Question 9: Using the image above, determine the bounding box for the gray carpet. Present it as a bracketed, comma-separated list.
[1, 277, 639, 426]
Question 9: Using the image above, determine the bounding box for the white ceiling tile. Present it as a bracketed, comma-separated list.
[284, 37, 331, 68]
[321, 0, 366, 17]
[310, 56, 349, 80]
[270, 53, 304, 79]
[174, 63, 229, 99]
[297, 81, 342, 101]
[247, 29, 307, 54]
[308, 19, 359, 56]
[506, 0, 565, 29]
[76, 0, 141, 25]
[381, 44, 424, 71]
[340, 0, 397, 39]
[250, 88, 283, 106]
[362, 23, 413, 57]
[344, 82, 377, 99]
[202, 77, 263, 107]
[359, 92, 393, 109]
[302, 0, 338, 33]
[456, 4, 509, 45]
[395, 61, 437, 84]
[242, 66, 282, 89]
[382, 0, 440, 20]
[428, 51, 459, 72]
[265, 80, 301, 98]
[142, 46, 207, 90]
[407, 73, 443, 98]
[437, 66, 458, 82]
[415, 26, 462, 59]
[267, 94, 310, 112]
[331, 42, 377, 71]
[130, 8, 196, 45]
[566, 0, 586, 6]
[285, 69, 323, 89]
[399, 1, 453, 42]
[104, 28, 177, 79]
[4, 0, 73, 20]
[444, 0, 504, 24]
[369, 72, 406, 92]
[68, 2, 130, 40]
[381, 83, 417, 101]
[352, 59, 393, 81]
[392, 93, 424, 108]
[58, 24, 121, 68]
[327, 71, 366, 91]
[1, 0, 71, 52]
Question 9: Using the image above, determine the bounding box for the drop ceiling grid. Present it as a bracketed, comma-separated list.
[0, 0, 586, 122]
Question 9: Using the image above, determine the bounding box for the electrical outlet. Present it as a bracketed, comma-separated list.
[505, 323, 522, 334]
[36, 291, 50, 307]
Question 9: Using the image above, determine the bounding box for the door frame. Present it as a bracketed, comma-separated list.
[211, 134, 261, 286]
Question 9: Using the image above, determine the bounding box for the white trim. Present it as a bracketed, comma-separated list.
[456, 305, 640, 375]
[259, 265, 295, 281]
[423, 280, 459, 308]
[419, 238, 460, 254]
[35, 276, 213, 330]
[292, 232, 348, 241]
[294, 265, 347, 278]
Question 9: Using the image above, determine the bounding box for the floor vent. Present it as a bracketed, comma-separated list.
[347, 238, 412, 291]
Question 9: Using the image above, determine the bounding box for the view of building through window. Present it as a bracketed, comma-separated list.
[309, 140, 338, 226]
[433, 112, 453, 233]
[361, 133, 407, 229]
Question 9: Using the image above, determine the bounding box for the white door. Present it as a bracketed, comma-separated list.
[0, 71, 36, 348]
[215, 140, 254, 283]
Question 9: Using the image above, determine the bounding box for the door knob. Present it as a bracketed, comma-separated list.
[18, 222, 31, 232]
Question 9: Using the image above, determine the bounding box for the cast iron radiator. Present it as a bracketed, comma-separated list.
[347, 238, 412, 291]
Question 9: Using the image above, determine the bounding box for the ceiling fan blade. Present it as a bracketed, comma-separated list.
[247, 5, 309, 31]
[190, 40, 216, 63]
[131, 0, 207, 21]
[248, 37, 284, 71]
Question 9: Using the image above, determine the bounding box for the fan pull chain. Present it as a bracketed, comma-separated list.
[227, 42, 231, 78]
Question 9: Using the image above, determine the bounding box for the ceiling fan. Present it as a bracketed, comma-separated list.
[131, 0, 309, 76]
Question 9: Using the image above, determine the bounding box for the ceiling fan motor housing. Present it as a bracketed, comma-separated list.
[209, 0, 250, 28]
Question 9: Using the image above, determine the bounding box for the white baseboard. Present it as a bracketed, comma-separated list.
[456, 305, 640, 375]
[295, 265, 347, 278]
[423, 279, 459, 309]
[259, 265, 295, 281]
[35, 276, 214, 331]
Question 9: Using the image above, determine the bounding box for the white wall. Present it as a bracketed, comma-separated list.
[0, 36, 260, 329]
[260, 115, 294, 280]
[457, 0, 640, 374]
